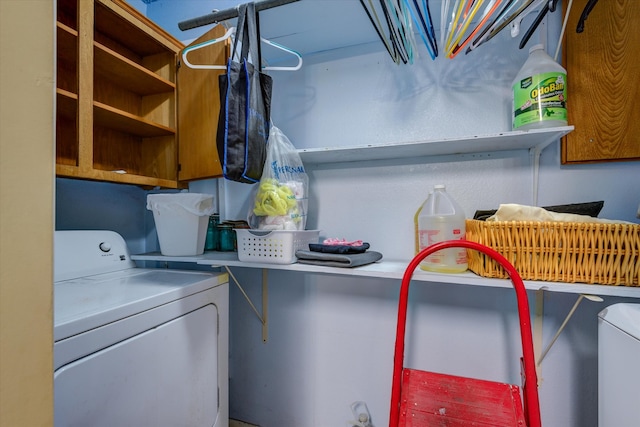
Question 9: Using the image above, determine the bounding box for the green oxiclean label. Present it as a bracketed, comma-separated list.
[513, 72, 567, 128]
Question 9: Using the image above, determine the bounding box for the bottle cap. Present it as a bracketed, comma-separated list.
[529, 44, 544, 54]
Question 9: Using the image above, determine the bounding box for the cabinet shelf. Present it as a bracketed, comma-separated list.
[93, 101, 175, 137]
[57, 0, 78, 30]
[95, 0, 176, 58]
[57, 89, 77, 120]
[56, 89, 79, 167]
[57, 22, 77, 63]
[130, 252, 640, 299]
[298, 126, 574, 165]
[56, 164, 180, 188]
[56, 22, 78, 96]
[94, 42, 176, 95]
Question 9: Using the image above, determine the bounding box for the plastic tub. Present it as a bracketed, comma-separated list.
[147, 193, 215, 256]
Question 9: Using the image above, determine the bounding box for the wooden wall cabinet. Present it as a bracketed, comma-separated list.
[56, 0, 227, 188]
[562, 0, 640, 164]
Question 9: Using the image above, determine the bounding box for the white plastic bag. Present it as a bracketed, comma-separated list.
[146, 193, 215, 216]
[248, 126, 308, 230]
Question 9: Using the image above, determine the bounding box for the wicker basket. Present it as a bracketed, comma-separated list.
[465, 219, 640, 286]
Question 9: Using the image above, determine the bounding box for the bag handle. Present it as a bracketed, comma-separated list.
[230, 2, 262, 68]
[245, 2, 262, 68]
[231, 4, 250, 62]
[253, 3, 265, 71]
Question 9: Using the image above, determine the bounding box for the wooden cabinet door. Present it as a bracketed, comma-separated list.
[562, 0, 640, 163]
[177, 25, 228, 181]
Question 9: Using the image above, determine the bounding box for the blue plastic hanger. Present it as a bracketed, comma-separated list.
[383, 0, 412, 63]
[404, 0, 437, 58]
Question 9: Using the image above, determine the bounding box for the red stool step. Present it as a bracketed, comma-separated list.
[399, 369, 526, 426]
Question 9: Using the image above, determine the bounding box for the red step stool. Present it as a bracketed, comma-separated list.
[389, 240, 541, 427]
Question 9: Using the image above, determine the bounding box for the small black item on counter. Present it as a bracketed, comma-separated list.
[295, 250, 383, 268]
[308, 242, 370, 254]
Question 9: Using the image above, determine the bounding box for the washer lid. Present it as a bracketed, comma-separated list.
[598, 303, 640, 341]
[54, 268, 223, 341]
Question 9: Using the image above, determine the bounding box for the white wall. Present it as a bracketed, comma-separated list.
[56, 178, 150, 254]
[55, 1, 640, 426]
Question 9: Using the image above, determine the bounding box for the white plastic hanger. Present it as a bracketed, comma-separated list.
[509, 0, 549, 38]
[181, 26, 303, 71]
[260, 38, 303, 71]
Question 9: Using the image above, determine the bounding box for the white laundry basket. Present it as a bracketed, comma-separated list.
[147, 193, 215, 256]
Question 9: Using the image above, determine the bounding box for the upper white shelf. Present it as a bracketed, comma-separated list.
[131, 251, 640, 299]
[297, 126, 574, 165]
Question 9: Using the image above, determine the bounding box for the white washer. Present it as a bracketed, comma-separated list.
[598, 303, 640, 427]
[54, 230, 228, 427]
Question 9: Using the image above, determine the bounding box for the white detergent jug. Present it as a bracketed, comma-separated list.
[417, 184, 467, 273]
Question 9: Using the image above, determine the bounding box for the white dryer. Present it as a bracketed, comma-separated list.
[598, 303, 640, 427]
[54, 230, 228, 427]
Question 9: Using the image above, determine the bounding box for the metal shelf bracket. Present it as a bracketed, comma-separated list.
[534, 290, 604, 372]
[224, 266, 269, 342]
[529, 138, 556, 206]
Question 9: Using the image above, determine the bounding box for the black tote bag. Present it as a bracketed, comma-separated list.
[217, 2, 273, 184]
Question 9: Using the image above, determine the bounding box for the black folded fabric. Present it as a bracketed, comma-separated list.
[308, 243, 370, 254]
[295, 250, 383, 268]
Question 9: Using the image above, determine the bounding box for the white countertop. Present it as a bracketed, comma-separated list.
[131, 251, 640, 299]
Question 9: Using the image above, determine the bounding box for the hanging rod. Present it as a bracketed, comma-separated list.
[178, 0, 301, 31]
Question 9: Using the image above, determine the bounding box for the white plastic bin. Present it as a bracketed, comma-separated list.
[147, 193, 215, 256]
[236, 230, 320, 264]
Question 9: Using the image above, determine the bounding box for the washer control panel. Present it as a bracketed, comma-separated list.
[54, 230, 136, 282]
[99, 241, 112, 252]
